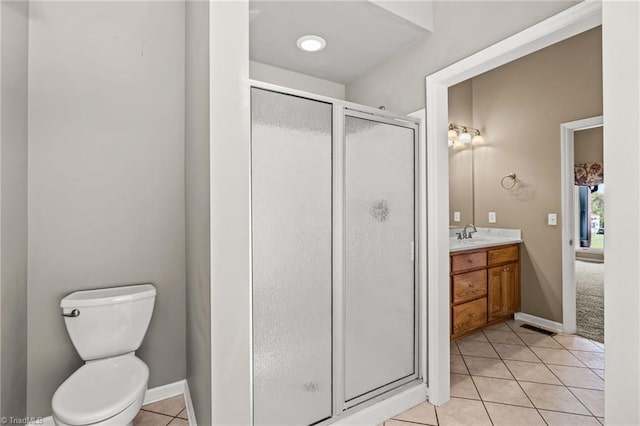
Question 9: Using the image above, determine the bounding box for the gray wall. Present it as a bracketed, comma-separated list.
[0, 0, 28, 418]
[250, 61, 346, 99]
[346, 1, 579, 113]
[27, 1, 186, 416]
[186, 2, 211, 425]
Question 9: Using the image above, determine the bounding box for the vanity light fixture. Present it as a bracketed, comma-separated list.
[472, 129, 485, 145]
[458, 127, 472, 144]
[296, 35, 327, 52]
[447, 124, 457, 147]
[448, 122, 484, 148]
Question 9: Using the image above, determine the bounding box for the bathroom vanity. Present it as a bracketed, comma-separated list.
[449, 229, 522, 339]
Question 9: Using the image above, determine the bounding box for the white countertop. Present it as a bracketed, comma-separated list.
[449, 227, 522, 252]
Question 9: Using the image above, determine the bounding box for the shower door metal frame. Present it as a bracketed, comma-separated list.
[338, 108, 420, 412]
[249, 80, 425, 425]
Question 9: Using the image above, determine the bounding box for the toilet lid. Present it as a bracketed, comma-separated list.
[52, 355, 149, 425]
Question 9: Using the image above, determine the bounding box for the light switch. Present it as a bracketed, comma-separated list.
[548, 213, 558, 226]
[488, 212, 497, 223]
[453, 211, 461, 222]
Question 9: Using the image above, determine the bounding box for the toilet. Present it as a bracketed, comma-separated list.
[52, 284, 156, 426]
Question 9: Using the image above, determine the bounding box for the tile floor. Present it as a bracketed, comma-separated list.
[133, 395, 189, 426]
[385, 319, 605, 425]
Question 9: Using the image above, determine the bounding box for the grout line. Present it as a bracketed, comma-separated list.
[462, 334, 495, 426]
[461, 321, 604, 424]
[390, 418, 435, 426]
[565, 386, 600, 418]
[483, 330, 540, 419]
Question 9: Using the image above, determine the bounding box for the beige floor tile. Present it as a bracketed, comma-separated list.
[435, 397, 492, 426]
[451, 341, 460, 355]
[484, 330, 525, 345]
[143, 395, 186, 416]
[393, 401, 438, 425]
[385, 421, 423, 426]
[547, 365, 605, 390]
[484, 402, 545, 426]
[472, 376, 532, 407]
[570, 387, 605, 417]
[457, 341, 499, 358]
[451, 373, 480, 399]
[168, 419, 189, 426]
[530, 347, 585, 367]
[593, 369, 605, 379]
[133, 410, 173, 426]
[485, 322, 512, 332]
[539, 410, 601, 425]
[451, 354, 468, 374]
[463, 356, 513, 379]
[520, 382, 589, 415]
[458, 331, 489, 342]
[570, 350, 605, 369]
[492, 343, 541, 362]
[554, 335, 603, 352]
[177, 409, 188, 420]
[516, 333, 563, 349]
[504, 360, 562, 385]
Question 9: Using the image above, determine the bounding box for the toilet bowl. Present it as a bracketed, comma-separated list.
[52, 284, 156, 426]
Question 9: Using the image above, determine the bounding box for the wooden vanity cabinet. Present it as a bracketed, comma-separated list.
[451, 244, 520, 339]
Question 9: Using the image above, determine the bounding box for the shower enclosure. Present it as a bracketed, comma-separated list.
[251, 82, 422, 425]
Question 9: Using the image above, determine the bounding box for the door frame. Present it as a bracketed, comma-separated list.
[560, 115, 603, 334]
[424, 1, 602, 405]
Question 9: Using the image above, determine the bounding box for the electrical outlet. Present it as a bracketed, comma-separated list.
[453, 211, 461, 222]
[548, 213, 558, 226]
[488, 212, 497, 223]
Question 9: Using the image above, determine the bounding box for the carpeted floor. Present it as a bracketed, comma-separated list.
[576, 260, 604, 343]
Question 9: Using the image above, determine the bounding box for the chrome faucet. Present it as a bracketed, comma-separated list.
[457, 224, 478, 240]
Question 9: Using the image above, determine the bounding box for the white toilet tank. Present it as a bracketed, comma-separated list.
[61, 284, 156, 361]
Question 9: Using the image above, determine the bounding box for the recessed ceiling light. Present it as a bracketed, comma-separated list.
[296, 35, 326, 52]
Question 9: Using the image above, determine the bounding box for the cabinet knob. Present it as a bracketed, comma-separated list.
[467, 259, 473, 263]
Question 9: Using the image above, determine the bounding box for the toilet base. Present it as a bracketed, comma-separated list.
[53, 390, 145, 426]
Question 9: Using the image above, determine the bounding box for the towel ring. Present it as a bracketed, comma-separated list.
[501, 173, 517, 190]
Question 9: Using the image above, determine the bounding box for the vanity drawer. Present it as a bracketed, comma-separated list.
[452, 298, 487, 335]
[488, 245, 519, 265]
[451, 251, 487, 273]
[452, 270, 487, 304]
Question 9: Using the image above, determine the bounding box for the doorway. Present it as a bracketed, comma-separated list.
[561, 116, 604, 342]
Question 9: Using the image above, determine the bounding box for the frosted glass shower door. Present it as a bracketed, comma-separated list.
[251, 88, 333, 426]
[344, 113, 417, 403]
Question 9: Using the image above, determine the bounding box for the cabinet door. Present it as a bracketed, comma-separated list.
[488, 263, 520, 321]
[487, 266, 505, 321]
[504, 262, 520, 314]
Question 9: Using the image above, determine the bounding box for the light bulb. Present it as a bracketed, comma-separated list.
[452, 140, 465, 150]
[448, 139, 454, 147]
[458, 127, 472, 144]
[448, 124, 458, 140]
[472, 130, 484, 145]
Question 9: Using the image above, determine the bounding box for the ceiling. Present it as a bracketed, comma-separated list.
[249, 1, 432, 84]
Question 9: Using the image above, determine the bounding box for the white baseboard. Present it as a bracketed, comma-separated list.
[515, 312, 564, 333]
[332, 383, 428, 426]
[144, 379, 186, 405]
[184, 380, 198, 426]
[29, 379, 191, 426]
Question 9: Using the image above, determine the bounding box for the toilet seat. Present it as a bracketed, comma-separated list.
[52, 355, 149, 426]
